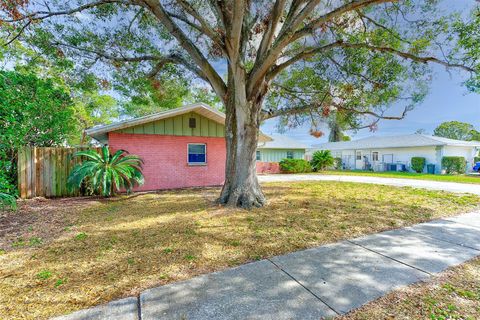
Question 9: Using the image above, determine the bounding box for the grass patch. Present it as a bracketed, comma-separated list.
[36, 270, 52, 280]
[1, 181, 479, 319]
[316, 170, 480, 184]
[74, 232, 87, 241]
[339, 257, 480, 320]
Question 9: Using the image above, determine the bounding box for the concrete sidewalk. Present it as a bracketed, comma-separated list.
[258, 174, 480, 195]
[54, 211, 480, 320]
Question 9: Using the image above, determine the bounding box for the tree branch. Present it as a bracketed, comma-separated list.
[248, 0, 320, 97]
[206, 0, 226, 30]
[338, 42, 475, 72]
[0, 0, 134, 22]
[267, 41, 345, 80]
[335, 104, 409, 120]
[2, 20, 31, 46]
[51, 40, 208, 80]
[256, 0, 287, 60]
[248, 0, 399, 99]
[291, 0, 395, 42]
[262, 100, 410, 122]
[142, 0, 227, 100]
[51, 41, 165, 62]
[173, 0, 224, 47]
[267, 39, 475, 82]
[225, 0, 245, 62]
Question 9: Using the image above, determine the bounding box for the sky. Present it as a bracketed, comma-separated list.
[261, 65, 480, 147]
[260, 0, 480, 147]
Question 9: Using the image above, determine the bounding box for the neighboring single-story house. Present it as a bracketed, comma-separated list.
[256, 135, 308, 174]
[312, 134, 480, 174]
[86, 103, 307, 191]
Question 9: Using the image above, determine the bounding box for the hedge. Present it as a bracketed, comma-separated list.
[475, 156, 480, 163]
[441, 156, 466, 174]
[411, 157, 426, 173]
[279, 158, 312, 173]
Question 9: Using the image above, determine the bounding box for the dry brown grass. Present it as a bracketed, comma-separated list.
[339, 257, 480, 320]
[1, 181, 479, 319]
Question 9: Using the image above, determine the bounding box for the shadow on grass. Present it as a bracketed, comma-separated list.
[1, 181, 479, 319]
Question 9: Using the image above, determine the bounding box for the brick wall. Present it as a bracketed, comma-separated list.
[256, 161, 281, 174]
[108, 132, 226, 191]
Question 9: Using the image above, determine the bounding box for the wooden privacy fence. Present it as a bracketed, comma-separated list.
[18, 146, 101, 199]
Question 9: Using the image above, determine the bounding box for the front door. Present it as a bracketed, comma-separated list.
[355, 151, 363, 169]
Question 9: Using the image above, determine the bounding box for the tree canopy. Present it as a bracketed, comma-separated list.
[0, 70, 78, 194]
[434, 121, 480, 141]
[1, 0, 479, 207]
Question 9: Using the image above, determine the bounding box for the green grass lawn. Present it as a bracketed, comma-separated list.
[316, 170, 480, 184]
[1, 181, 479, 319]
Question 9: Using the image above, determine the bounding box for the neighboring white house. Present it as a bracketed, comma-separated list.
[312, 134, 480, 173]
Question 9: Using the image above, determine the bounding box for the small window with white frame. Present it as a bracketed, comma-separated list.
[256, 150, 261, 161]
[188, 143, 206, 165]
[372, 152, 379, 161]
[286, 151, 294, 159]
[356, 151, 362, 160]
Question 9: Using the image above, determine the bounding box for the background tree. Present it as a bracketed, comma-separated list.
[2, 1, 478, 208]
[0, 70, 78, 194]
[414, 128, 428, 135]
[0, 26, 123, 145]
[434, 121, 480, 141]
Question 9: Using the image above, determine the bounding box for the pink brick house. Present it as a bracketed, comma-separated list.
[86, 103, 307, 191]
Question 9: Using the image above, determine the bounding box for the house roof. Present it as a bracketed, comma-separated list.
[258, 134, 308, 150]
[312, 134, 480, 150]
[86, 103, 273, 144]
[86, 103, 225, 144]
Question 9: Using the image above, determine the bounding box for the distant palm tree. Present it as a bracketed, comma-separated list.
[0, 192, 17, 210]
[68, 146, 144, 197]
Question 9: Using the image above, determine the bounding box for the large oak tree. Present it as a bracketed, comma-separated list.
[2, 0, 478, 208]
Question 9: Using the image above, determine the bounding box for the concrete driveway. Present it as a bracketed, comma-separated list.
[258, 174, 480, 195]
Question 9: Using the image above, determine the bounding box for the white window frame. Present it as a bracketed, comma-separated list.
[256, 150, 261, 161]
[286, 151, 294, 159]
[372, 152, 379, 162]
[187, 143, 207, 165]
[356, 151, 362, 160]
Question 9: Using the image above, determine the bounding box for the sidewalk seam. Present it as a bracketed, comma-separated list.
[405, 228, 480, 252]
[137, 295, 142, 320]
[266, 258, 341, 316]
[346, 240, 432, 276]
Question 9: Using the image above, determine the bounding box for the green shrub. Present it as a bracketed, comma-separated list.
[334, 157, 343, 170]
[441, 156, 466, 174]
[474, 156, 480, 163]
[279, 159, 312, 173]
[411, 157, 426, 173]
[310, 150, 334, 171]
[0, 192, 16, 210]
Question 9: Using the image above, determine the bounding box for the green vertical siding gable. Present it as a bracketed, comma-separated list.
[257, 149, 305, 162]
[114, 112, 225, 137]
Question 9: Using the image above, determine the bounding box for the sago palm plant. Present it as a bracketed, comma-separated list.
[310, 150, 335, 171]
[68, 146, 144, 197]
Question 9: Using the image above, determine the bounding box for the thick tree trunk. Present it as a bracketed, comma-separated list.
[218, 85, 266, 209]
